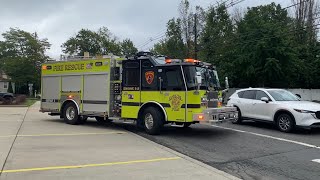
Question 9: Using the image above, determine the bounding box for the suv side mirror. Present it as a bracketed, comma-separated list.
[295, 94, 301, 99]
[261, 97, 269, 103]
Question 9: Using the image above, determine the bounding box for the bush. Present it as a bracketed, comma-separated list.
[0, 97, 5, 105]
[12, 95, 27, 105]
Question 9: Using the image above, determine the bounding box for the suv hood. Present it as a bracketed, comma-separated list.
[279, 101, 320, 112]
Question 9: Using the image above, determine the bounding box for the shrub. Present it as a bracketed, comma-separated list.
[12, 95, 27, 105]
[0, 97, 5, 105]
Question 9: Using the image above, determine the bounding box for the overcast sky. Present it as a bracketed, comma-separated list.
[0, 0, 292, 59]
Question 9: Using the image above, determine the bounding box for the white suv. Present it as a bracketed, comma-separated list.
[227, 88, 320, 132]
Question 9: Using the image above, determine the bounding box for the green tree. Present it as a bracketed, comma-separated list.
[0, 28, 50, 94]
[152, 18, 187, 59]
[7, 81, 13, 93]
[232, 3, 297, 88]
[291, 0, 319, 88]
[199, 4, 234, 86]
[62, 27, 121, 56]
[121, 38, 138, 56]
[97, 27, 121, 55]
[179, 0, 192, 56]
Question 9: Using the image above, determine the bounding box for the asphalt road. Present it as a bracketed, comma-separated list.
[115, 120, 320, 180]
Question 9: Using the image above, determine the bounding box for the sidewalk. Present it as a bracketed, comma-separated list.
[0, 102, 240, 180]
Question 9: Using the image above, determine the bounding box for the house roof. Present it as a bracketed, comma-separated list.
[0, 77, 9, 82]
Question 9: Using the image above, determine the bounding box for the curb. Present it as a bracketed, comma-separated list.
[128, 131, 241, 180]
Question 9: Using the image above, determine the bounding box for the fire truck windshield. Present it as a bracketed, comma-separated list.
[183, 66, 220, 90]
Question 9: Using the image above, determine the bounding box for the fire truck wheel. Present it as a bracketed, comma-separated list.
[143, 107, 164, 135]
[95, 117, 112, 124]
[63, 103, 80, 125]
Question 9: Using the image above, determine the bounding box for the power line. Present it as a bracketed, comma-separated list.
[230, 0, 317, 41]
[285, 0, 308, 9]
[136, 29, 166, 49]
[139, 0, 246, 51]
[234, 13, 320, 41]
[138, 34, 166, 50]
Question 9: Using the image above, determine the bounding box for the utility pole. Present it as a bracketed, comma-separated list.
[194, 13, 198, 60]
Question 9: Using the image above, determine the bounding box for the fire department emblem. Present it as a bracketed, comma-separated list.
[169, 95, 182, 111]
[145, 71, 154, 84]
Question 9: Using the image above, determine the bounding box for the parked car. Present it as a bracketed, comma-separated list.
[0, 92, 14, 105]
[227, 88, 320, 132]
[0, 92, 14, 101]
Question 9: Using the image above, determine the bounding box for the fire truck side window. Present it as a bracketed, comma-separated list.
[162, 67, 184, 91]
[123, 61, 140, 87]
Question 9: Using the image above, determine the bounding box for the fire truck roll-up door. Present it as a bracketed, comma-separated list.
[82, 74, 109, 113]
[41, 76, 60, 111]
[61, 75, 82, 112]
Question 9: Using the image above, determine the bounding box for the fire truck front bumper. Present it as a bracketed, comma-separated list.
[193, 107, 238, 124]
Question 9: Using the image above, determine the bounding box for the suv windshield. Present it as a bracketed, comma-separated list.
[183, 66, 220, 90]
[267, 90, 300, 101]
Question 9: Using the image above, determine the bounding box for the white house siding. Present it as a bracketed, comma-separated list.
[0, 81, 8, 93]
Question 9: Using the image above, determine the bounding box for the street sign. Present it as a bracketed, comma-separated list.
[28, 83, 33, 97]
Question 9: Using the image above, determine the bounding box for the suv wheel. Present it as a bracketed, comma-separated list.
[277, 113, 295, 133]
[232, 107, 243, 124]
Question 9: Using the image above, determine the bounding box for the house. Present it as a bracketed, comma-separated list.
[0, 71, 9, 93]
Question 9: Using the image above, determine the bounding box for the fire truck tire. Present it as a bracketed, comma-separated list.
[63, 102, 81, 125]
[95, 117, 112, 124]
[142, 107, 164, 135]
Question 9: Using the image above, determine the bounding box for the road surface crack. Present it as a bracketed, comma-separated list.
[0, 107, 29, 178]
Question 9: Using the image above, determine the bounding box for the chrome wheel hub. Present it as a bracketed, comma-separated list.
[279, 116, 290, 130]
[66, 106, 75, 120]
[145, 113, 154, 130]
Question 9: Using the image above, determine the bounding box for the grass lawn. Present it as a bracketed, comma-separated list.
[23, 98, 38, 107]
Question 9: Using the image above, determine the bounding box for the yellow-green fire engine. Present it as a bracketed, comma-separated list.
[40, 52, 237, 134]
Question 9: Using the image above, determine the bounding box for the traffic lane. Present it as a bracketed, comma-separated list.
[218, 147, 320, 180]
[120, 123, 320, 180]
[218, 120, 320, 147]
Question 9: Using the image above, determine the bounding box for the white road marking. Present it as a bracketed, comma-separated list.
[312, 159, 320, 163]
[211, 125, 320, 149]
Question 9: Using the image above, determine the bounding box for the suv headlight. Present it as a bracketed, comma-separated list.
[294, 109, 315, 113]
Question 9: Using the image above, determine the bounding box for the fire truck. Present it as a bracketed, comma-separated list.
[40, 52, 238, 134]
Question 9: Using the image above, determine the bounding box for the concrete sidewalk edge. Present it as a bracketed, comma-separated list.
[128, 132, 241, 180]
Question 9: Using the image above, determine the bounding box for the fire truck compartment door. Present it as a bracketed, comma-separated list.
[83, 74, 109, 113]
[41, 76, 60, 110]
